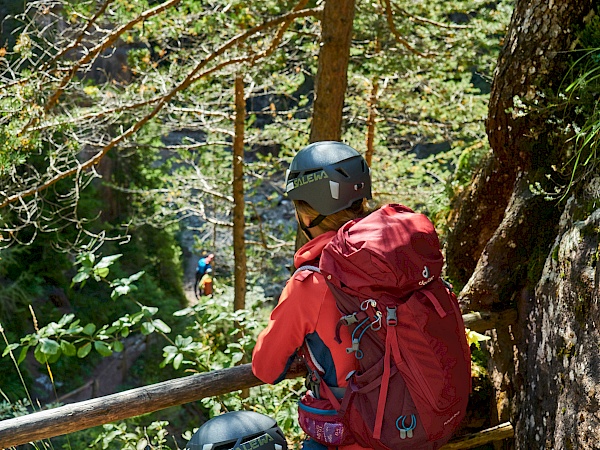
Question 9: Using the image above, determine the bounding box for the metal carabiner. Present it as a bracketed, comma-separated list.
[370, 311, 383, 331]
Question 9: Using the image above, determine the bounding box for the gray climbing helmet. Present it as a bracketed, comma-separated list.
[186, 411, 287, 450]
[285, 141, 371, 215]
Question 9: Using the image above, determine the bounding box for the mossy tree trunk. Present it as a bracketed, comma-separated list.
[445, 1, 598, 448]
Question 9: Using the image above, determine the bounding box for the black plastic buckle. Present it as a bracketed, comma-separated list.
[386, 307, 397, 326]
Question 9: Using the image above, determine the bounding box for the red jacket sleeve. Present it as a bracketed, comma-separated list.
[252, 270, 325, 384]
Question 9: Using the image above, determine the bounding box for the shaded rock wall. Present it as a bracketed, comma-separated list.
[508, 188, 600, 449]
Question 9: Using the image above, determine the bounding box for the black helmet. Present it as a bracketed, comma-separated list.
[186, 411, 287, 450]
[285, 141, 371, 216]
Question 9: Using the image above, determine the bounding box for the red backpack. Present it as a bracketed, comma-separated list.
[297, 204, 471, 450]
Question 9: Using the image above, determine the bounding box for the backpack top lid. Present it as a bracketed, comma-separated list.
[319, 204, 443, 302]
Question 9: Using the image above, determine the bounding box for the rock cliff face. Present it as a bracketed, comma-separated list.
[512, 189, 599, 449]
[482, 179, 600, 449]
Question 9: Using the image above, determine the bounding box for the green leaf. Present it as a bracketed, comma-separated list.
[112, 340, 124, 353]
[58, 314, 75, 326]
[112, 285, 130, 298]
[95, 267, 110, 279]
[77, 342, 92, 358]
[128, 270, 145, 282]
[17, 347, 28, 364]
[2, 343, 19, 357]
[66, 325, 84, 334]
[34, 345, 48, 363]
[173, 307, 194, 316]
[175, 335, 193, 347]
[94, 341, 113, 357]
[173, 353, 184, 370]
[47, 352, 61, 364]
[83, 323, 96, 336]
[60, 341, 77, 357]
[151, 319, 171, 334]
[130, 312, 144, 323]
[141, 306, 158, 317]
[77, 252, 95, 268]
[40, 338, 60, 355]
[95, 254, 122, 269]
[141, 322, 155, 335]
[72, 271, 89, 285]
[231, 352, 244, 364]
[163, 345, 177, 355]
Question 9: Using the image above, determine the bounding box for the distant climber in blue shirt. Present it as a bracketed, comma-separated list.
[195, 253, 214, 297]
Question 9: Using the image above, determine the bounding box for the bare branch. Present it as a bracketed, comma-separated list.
[396, 6, 469, 30]
[1, 5, 323, 210]
[19, 0, 182, 134]
[250, 0, 310, 64]
[39, 0, 116, 74]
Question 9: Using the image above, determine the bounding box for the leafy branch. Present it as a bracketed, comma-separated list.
[1, 4, 322, 211]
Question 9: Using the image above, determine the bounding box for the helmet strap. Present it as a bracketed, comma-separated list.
[308, 214, 327, 229]
[298, 214, 327, 240]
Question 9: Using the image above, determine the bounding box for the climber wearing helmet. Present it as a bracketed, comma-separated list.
[252, 141, 373, 450]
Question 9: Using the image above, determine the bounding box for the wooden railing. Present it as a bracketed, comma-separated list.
[0, 312, 515, 449]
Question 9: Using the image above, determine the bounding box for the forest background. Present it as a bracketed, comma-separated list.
[0, 0, 599, 449]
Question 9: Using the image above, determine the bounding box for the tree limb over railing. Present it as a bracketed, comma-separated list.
[0, 311, 514, 448]
[0, 362, 306, 448]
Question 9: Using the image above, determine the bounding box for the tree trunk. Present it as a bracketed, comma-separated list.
[309, 0, 356, 142]
[295, 0, 356, 252]
[445, 0, 593, 287]
[365, 71, 378, 167]
[233, 74, 247, 311]
[445, 1, 596, 448]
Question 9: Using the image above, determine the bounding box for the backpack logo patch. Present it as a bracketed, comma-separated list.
[419, 265, 435, 286]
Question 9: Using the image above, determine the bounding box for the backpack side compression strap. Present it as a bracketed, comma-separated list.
[373, 311, 406, 440]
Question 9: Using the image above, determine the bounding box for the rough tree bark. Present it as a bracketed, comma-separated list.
[445, 1, 597, 448]
[518, 192, 600, 448]
[233, 74, 247, 311]
[296, 0, 356, 251]
[446, 1, 593, 287]
[309, 0, 356, 143]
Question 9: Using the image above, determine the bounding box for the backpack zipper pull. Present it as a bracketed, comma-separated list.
[396, 415, 417, 440]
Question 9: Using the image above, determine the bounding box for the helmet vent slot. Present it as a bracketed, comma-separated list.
[303, 169, 321, 176]
[335, 167, 350, 178]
